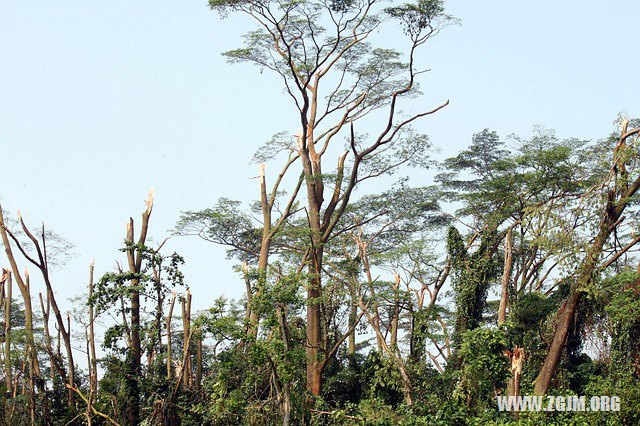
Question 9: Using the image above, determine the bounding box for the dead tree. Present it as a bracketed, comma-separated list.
[0, 208, 75, 407]
[0, 207, 43, 401]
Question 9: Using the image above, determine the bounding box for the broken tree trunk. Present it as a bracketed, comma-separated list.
[505, 346, 525, 397]
[125, 189, 154, 426]
[534, 121, 640, 395]
[0, 209, 45, 403]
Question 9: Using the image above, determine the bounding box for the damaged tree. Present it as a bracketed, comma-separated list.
[0, 209, 75, 407]
[534, 121, 640, 395]
[0, 208, 46, 407]
[209, 0, 452, 395]
[125, 189, 154, 425]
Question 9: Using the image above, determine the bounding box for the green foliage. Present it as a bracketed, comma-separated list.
[455, 327, 509, 411]
[448, 226, 501, 351]
[1, 5, 639, 416]
[386, 0, 457, 40]
[175, 198, 260, 262]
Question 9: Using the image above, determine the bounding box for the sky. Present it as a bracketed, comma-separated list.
[1, 0, 639, 343]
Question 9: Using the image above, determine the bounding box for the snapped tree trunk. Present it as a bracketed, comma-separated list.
[1, 209, 74, 406]
[0, 209, 45, 404]
[125, 189, 153, 425]
[505, 346, 524, 397]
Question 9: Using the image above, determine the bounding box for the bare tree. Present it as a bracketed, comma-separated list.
[0, 209, 74, 407]
[0, 207, 44, 404]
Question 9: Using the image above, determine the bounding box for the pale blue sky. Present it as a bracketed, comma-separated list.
[1, 0, 638, 327]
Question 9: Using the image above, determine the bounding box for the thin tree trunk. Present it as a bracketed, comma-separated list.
[126, 219, 141, 425]
[166, 290, 176, 380]
[355, 231, 384, 352]
[181, 289, 192, 388]
[347, 279, 357, 363]
[195, 331, 202, 390]
[24, 272, 36, 425]
[249, 163, 271, 340]
[277, 305, 292, 426]
[390, 273, 400, 351]
[358, 287, 414, 406]
[124, 189, 153, 425]
[85, 327, 93, 426]
[498, 228, 513, 325]
[4, 269, 12, 395]
[2, 210, 74, 406]
[39, 293, 65, 383]
[88, 261, 98, 393]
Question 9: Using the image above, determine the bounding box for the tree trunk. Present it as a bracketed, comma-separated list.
[181, 289, 192, 388]
[505, 346, 524, 397]
[39, 292, 65, 384]
[390, 273, 400, 351]
[166, 291, 176, 380]
[535, 122, 640, 393]
[127, 218, 142, 426]
[533, 289, 583, 394]
[306, 262, 323, 396]
[195, 332, 202, 390]
[124, 189, 153, 425]
[498, 228, 513, 325]
[347, 279, 357, 363]
[88, 261, 98, 393]
[277, 305, 292, 425]
[358, 295, 414, 406]
[1, 209, 74, 406]
[3, 269, 12, 395]
[0, 215, 48, 402]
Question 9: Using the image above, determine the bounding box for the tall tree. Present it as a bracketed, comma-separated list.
[209, 0, 453, 395]
[534, 120, 640, 394]
[124, 189, 153, 425]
